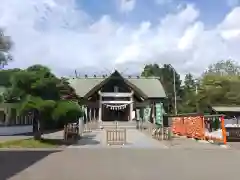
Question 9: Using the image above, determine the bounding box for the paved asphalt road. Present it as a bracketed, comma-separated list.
[1, 148, 240, 180]
[1, 129, 240, 180]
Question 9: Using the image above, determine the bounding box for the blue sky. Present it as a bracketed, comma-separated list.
[79, 0, 234, 27]
[0, 0, 240, 77]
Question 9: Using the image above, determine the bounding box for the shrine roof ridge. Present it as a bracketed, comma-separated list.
[68, 77, 166, 98]
[69, 76, 160, 79]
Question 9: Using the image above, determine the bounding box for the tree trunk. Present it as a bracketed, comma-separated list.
[35, 119, 42, 140]
[33, 110, 41, 140]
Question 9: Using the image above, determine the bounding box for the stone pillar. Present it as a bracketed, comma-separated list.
[129, 91, 134, 121]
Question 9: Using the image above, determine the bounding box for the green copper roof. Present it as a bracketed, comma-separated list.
[68, 77, 166, 98]
[212, 106, 240, 112]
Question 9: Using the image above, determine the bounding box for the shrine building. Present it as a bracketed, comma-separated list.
[68, 70, 167, 122]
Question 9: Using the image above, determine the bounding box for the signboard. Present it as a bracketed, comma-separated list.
[155, 103, 163, 126]
[143, 107, 151, 122]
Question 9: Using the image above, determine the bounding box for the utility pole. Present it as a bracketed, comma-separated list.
[74, 70, 78, 78]
[195, 79, 199, 112]
[169, 64, 177, 115]
[173, 69, 177, 115]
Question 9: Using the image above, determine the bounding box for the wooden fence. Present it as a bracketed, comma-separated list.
[64, 123, 79, 141]
[139, 121, 172, 140]
[106, 128, 127, 145]
[152, 127, 172, 140]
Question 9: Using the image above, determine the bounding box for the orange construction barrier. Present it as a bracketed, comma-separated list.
[171, 114, 204, 139]
[172, 117, 183, 135]
[171, 114, 227, 144]
[184, 116, 204, 139]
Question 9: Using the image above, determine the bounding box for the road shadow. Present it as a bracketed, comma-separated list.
[43, 128, 63, 135]
[0, 150, 61, 180]
[71, 133, 100, 146]
[0, 129, 62, 137]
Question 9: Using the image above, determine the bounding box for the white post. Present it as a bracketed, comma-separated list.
[98, 91, 102, 122]
[93, 108, 96, 121]
[89, 108, 92, 122]
[129, 91, 133, 121]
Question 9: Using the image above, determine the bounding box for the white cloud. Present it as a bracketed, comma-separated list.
[0, 0, 240, 77]
[218, 7, 240, 40]
[118, 0, 136, 13]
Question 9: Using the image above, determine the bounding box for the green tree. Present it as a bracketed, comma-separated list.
[0, 69, 21, 87]
[141, 63, 182, 113]
[176, 60, 240, 113]
[141, 64, 161, 77]
[195, 60, 240, 112]
[8, 65, 82, 139]
[205, 59, 240, 76]
[179, 73, 198, 113]
[184, 73, 195, 90]
[52, 101, 82, 127]
[197, 74, 240, 110]
[0, 29, 13, 68]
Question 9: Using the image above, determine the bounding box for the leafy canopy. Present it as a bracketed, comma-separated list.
[5, 64, 83, 128]
[141, 60, 240, 113]
[141, 63, 182, 113]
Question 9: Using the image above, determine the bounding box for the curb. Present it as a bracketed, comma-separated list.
[173, 134, 230, 149]
[197, 140, 210, 144]
[219, 144, 229, 148]
[195, 139, 229, 148]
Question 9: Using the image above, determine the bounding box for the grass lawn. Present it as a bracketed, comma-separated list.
[0, 138, 68, 148]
